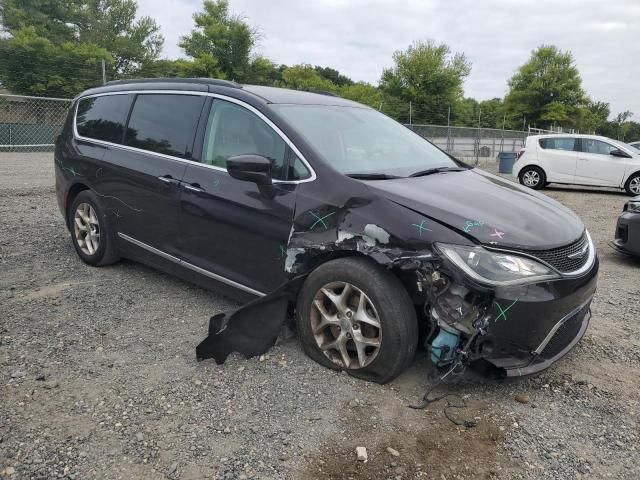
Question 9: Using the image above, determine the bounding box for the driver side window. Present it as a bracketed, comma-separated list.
[581, 139, 616, 155]
[202, 99, 308, 181]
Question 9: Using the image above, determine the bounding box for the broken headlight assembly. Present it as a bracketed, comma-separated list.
[627, 201, 640, 213]
[435, 243, 560, 286]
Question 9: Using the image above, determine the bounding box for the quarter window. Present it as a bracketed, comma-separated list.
[76, 94, 132, 143]
[202, 99, 310, 181]
[124, 94, 205, 159]
[581, 139, 617, 155]
[539, 137, 576, 151]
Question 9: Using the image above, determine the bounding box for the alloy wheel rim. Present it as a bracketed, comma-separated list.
[630, 177, 640, 194]
[74, 203, 100, 255]
[523, 170, 540, 186]
[310, 281, 382, 369]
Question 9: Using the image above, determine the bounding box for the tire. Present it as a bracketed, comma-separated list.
[295, 257, 418, 384]
[519, 166, 546, 190]
[624, 172, 640, 196]
[69, 190, 120, 266]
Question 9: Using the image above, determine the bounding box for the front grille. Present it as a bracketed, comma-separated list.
[539, 304, 589, 359]
[515, 233, 590, 273]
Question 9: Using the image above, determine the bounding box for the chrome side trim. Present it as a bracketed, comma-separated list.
[117, 232, 266, 297]
[72, 89, 316, 184]
[533, 296, 593, 355]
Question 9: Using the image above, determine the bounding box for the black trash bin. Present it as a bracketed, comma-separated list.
[498, 152, 518, 174]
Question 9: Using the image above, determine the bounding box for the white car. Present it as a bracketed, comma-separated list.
[513, 134, 640, 195]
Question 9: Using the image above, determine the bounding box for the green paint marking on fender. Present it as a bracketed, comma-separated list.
[411, 219, 432, 238]
[494, 299, 518, 322]
[309, 211, 335, 230]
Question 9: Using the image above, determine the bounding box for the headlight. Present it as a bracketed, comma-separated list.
[627, 201, 640, 213]
[436, 243, 560, 286]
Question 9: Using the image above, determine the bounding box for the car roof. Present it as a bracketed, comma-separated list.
[529, 133, 625, 142]
[77, 78, 366, 108]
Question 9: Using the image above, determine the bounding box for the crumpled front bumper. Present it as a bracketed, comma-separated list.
[476, 257, 598, 376]
[612, 210, 640, 256]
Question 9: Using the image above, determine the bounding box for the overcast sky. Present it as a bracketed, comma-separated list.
[138, 0, 640, 120]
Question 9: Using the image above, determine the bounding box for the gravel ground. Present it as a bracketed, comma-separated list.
[1, 155, 639, 480]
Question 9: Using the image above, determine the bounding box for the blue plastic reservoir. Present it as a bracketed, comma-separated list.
[431, 328, 461, 364]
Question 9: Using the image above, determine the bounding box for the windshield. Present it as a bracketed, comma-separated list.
[629, 142, 640, 152]
[272, 105, 461, 176]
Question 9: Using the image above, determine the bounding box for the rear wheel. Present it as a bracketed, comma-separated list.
[519, 166, 546, 190]
[625, 172, 640, 196]
[296, 257, 418, 384]
[69, 190, 120, 266]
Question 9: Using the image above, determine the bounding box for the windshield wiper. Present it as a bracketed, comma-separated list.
[409, 166, 467, 177]
[346, 173, 402, 180]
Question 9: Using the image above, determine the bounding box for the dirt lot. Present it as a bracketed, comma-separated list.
[1, 155, 639, 480]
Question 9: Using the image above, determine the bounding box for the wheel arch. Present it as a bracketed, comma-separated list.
[518, 164, 547, 180]
[64, 182, 90, 228]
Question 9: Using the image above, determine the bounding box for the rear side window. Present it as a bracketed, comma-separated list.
[75, 95, 132, 143]
[124, 94, 205, 159]
[539, 137, 576, 151]
[580, 139, 617, 155]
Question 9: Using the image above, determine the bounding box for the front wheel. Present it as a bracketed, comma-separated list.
[519, 166, 546, 190]
[296, 257, 418, 384]
[625, 172, 640, 196]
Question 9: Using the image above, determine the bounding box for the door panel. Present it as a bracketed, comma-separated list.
[100, 147, 186, 255]
[178, 164, 296, 294]
[575, 139, 627, 186]
[538, 137, 577, 183]
[177, 98, 302, 294]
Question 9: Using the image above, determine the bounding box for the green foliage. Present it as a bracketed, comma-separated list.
[277, 64, 338, 93]
[339, 82, 382, 109]
[314, 66, 353, 87]
[504, 45, 586, 129]
[179, 0, 255, 82]
[380, 40, 471, 124]
[0, 26, 111, 97]
[0, 0, 163, 96]
[79, 0, 164, 76]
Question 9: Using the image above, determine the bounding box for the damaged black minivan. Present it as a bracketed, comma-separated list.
[55, 79, 598, 383]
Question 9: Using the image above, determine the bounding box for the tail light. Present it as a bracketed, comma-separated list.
[516, 149, 525, 160]
[53, 135, 61, 145]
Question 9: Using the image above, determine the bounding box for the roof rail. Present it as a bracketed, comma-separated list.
[105, 78, 242, 89]
[308, 89, 341, 97]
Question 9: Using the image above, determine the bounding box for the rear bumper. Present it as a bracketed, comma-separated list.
[612, 211, 640, 256]
[479, 257, 598, 376]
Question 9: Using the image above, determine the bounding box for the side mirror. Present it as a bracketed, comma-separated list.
[610, 149, 631, 158]
[226, 155, 272, 185]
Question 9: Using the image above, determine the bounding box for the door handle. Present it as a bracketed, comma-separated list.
[158, 175, 179, 184]
[183, 183, 205, 193]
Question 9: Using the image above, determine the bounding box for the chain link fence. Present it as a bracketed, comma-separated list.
[0, 93, 528, 166]
[0, 94, 72, 163]
[407, 124, 527, 164]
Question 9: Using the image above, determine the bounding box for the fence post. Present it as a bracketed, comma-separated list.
[446, 106, 451, 152]
[101, 59, 106, 85]
[409, 102, 412, 126]
[475, 108, 481, 165]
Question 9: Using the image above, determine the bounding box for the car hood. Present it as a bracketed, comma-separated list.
[365, 168, 584, 249]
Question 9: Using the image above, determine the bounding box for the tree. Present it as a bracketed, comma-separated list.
[79, 0, 164, 77]
[179, 0, 258, 81]
[0, 0, 163, 95]
[575, 99, 610, 134]
[504, 45, 586, 129]
[339, 82, 382, 109]
[0, 26, 111, 97]
[277, 64, 337, 93]
[380, 40, 471, 124]
[314, 66, 353, 87]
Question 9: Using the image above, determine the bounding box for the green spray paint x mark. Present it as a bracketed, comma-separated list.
[411, 219, 432, 238]
[494, 299, 518, 322]
[279, 244, 287, 258]
[309, 211, 335, 230]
